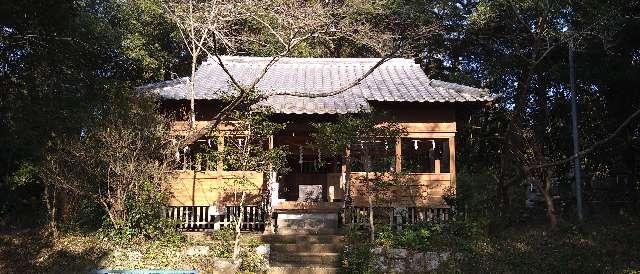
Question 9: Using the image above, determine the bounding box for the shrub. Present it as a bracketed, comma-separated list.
[98, 179, 185, 244]
[239, 249, 268, 273]
[209, 226, 236, 258]
[340, 243, 374, 274]
[371, 219, 486, 253]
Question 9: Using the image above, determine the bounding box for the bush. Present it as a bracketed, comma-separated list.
[239, 249, 268, 273]
[208, 226, 236, 258]
[340, 243, 374, 274]
[98, 178, 185, 244]
[372, 219, 485, 253]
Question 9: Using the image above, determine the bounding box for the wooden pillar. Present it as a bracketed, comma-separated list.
[449, 136, 456, 187]
[267, 134, 277, 201]
[343, 147, 350, 173]
[217, 135, 224, 174]
[395, 138, 402, 172]
[268, 135, 274, 169]
[343, 147, 350, 203]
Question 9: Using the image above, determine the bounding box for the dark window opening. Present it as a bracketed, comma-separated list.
[175, 138, 219, 171]
[401, 138, 449, 173]
[350, 139, 396, 172]
[222, 136, 268, 171]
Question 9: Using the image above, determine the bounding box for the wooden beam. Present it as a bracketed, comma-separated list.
[404, 132, 455, 138]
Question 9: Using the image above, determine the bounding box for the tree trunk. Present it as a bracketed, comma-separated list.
[531, 73, 557, 229]
[498, 65, 533, 212]
[105, 195, 127, 229]
[232, 190, 246, 262]
[43, 182, 57, 238]
[536, 174, 558, 230]
[368, 194, 375, 242]
[189, 55, 197, 127]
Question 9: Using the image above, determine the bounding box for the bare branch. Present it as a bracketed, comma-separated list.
[267, 44, 403, 98]
[524, 107, 640, 173]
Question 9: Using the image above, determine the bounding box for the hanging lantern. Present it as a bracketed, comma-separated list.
[413, 140, 419, 150]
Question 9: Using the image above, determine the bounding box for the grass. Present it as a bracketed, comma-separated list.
[341, 213, 640, 273]
[0, 229, 265, 274]
[452, 218, 640, 273]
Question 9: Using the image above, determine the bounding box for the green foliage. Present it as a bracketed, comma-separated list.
[453, 173, 500, 216]
[209, 227, 236, 258]
[1, 0, 185, 231]
[8, 162, 38, 188]
[373, 219, 484, 252]
[450, 217, 640, 273]
[100, 191, 186, 245]
[340, 243, 375, 274]
[218, 102, 289, 174]
[312, 111, 406, 157]
[104, 180, 185, 244]
[239, 249, 268, 273]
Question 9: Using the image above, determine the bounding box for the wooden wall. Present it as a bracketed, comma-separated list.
[165, 101, 458, 208]
[349, 173, 451, 207]
[168, 170, 264, 206]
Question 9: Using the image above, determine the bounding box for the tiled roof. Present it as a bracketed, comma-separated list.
[140, 56, 493, 114]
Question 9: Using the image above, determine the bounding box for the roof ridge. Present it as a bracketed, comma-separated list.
[206, 55, 419, 65]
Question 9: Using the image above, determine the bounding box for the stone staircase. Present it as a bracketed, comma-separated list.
[264, 234, 344, 274]
[264, 205, 344, 274]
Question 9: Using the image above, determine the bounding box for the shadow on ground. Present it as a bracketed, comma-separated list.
[0, 229, 109, 274]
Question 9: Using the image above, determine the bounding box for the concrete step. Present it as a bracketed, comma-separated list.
[276, 227, 339, 235]
[262, 234, 345, 244]
[270, 252, 341, 267]
[271, 243, 342, 253]
[268, 266, 339, 274]
[276, 212, 340, 235]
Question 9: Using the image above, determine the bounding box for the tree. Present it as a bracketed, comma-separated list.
[162, 0, 442, 136]
[433, 0, 639, 229]
[197, 93, 288, 262]
[0, 0, 186, 232]
[39, 92, 178, 236]
[312, 112, 406, 240]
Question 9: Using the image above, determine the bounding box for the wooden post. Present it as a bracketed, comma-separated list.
[217, 135, 224, 174]
[449, 136, 456, 187]
[395, 138, 402, 172]
[343, 147, 350, 195]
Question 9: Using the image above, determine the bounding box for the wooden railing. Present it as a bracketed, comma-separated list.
[346, 206, 451, 230]
[165, 205, 266, 231]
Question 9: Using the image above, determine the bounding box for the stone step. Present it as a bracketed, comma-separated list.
[271, 243, 342, 253]
[270, 252, 340, 267]
[268, 266, 339, 274]
[276, 213, 339, 235]
[262, 234, 345, 244]
[276, 227, 339, 235]
[276, 212, 340, 235]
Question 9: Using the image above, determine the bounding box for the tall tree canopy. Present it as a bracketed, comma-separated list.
[0, 0, 638, 231]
